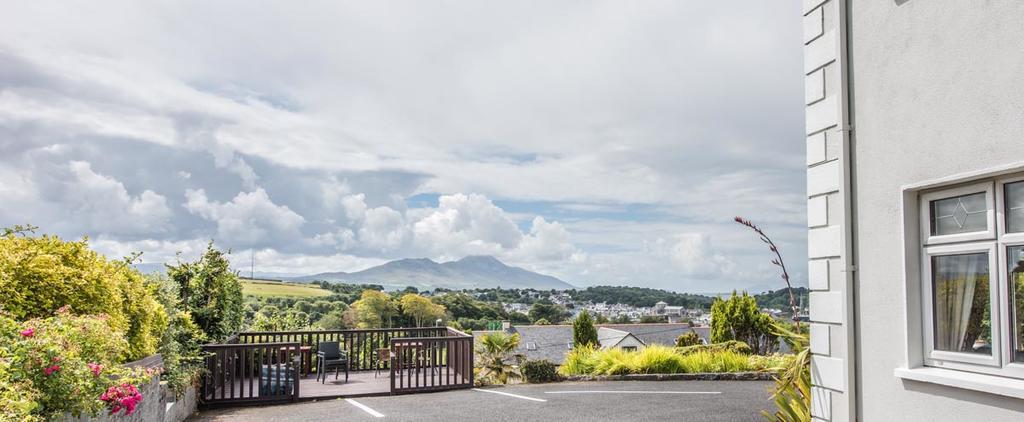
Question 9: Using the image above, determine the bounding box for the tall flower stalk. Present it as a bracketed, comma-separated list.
[734, 217, 800, 326]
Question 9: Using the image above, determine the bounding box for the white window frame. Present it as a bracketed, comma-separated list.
[919, 181, 995, 246]
[920, 242, 1000, 368]
[909, 174, 1024, 380]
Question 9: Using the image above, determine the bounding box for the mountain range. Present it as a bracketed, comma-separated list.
[285, 255, 574, 290]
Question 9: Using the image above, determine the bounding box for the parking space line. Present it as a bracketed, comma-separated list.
[472, 388, 548, 402]
[345, 399, 385, 418]
[544, 390, 721, 395]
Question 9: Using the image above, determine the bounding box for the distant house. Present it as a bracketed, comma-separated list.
[475, 323, 709, 364]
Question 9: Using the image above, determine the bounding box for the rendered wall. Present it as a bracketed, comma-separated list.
[803, 0, 855, 420]
[847, 0, 1024, 420]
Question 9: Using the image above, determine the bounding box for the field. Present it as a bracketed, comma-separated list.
[240, 278, 334, 298]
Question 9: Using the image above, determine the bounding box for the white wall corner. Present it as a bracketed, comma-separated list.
[810, 323, 831, 355]
[805, 95, 838, 135]
[802, 0, 828, 16]
[808, 226, 841, 258]
[808, 195, 828, 227]
[809, 291, 843, 324]
[807, 160, 841, 196]
[805, 68, 826, 105]
[804, 30, 836, 74]
[810, 386, 832, 420]
[808, 259, 829, 290]
[806, 132, 827, 165]
[803, 7, 824, 44]
[811, 355, 846, 391]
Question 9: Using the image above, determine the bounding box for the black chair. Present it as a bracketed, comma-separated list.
[316, 342, 349, 383]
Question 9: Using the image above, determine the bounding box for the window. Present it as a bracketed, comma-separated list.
[621, 346, 638, 352]
[526, 342, 537, 351]
[915, 176, 1024, 377]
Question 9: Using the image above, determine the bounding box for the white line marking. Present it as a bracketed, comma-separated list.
[345, 399, 385, 418]
[472, 388, 548, 402]
[544, 390, 721, 395]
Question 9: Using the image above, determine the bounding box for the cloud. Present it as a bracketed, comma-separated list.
[0, 1, 805, 292]
[184, 188, 305, 247]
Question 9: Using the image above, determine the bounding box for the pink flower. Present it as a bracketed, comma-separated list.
[88, 362, 103, 377]
[19, 328, 34, 337]
[102, 384, 143, 416]
[51, 356, 61, 363]
[43, 365, 61, 376]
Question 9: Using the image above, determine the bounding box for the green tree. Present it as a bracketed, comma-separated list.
[534, 318, 551, 325]
[350, 290, 398, 328]
[573, 310, 599, 348]
[167, 242, 243, 342]
[475, 332, 524, 384]
[400, 293, 447, 327]
[710, 291, 778, 354]
[529, 302, 570, 324]
[612, 314, 633, 324]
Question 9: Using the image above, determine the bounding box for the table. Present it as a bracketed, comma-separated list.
[278, 345, 313, 376]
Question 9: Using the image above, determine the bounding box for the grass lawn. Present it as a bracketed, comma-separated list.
[241, 278, 334, 298]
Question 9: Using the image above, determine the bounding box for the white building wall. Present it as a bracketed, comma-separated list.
[804, 0, 854, 420]
[838, 0, 1024, 421]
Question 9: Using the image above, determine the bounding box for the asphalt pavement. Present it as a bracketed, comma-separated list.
[189, 380, 774, 422]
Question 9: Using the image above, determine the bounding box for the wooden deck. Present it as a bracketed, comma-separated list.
[299, 370, 390, 398]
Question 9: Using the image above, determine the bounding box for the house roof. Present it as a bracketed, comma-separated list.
[473, 323, 710, 364]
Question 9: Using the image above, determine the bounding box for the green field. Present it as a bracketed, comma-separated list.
[240, 279, 333, 298]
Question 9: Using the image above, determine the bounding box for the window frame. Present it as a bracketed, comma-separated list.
[919, 181, 996, 246]
[910, 174, 1024, 380]
[920, 242, 1000, 368]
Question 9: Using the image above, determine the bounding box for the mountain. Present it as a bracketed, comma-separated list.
[288, 255, 574, 290]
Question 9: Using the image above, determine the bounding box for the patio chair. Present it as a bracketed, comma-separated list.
[316, 341, 349, 383]
[375, 347, 393, 378]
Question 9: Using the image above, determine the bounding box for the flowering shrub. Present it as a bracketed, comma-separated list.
[0, 308, 151, 420]
[101, 383, 143, 416]
[0, 232, 168, 361]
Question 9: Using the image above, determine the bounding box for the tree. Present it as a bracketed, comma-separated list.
[317, 308, 349, 330]
[612, 314, 633, 324]
[639, 315, 668, 323]
[400, 293, 446, 327]
[167, 242, 243, 342]
[529, 302, 570, 324]
[710, 291, 778, 354]
[350, 290, 398, 328]
[475, 332, 524, 384]
[573, 310, 599, 348]
[534, 318, 551, 325]
[593, 313, 610, 324]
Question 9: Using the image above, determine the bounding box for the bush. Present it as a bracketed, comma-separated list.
[0, 308, 152, 420]
[150, 274, 207, 396]
[677, 340, 752, 356]
[557, 345, 757, 376]
[572, 310, 598, 348]
[0, 232, 168, 361]
[521, 359, 561, 383]
[675, 331, 701, 347]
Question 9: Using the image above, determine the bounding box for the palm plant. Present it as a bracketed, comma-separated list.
[476, 332, 524, 384]
[762, 322, 811, 422]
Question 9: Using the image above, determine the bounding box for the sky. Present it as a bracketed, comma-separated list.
[0, 1, 806, 294]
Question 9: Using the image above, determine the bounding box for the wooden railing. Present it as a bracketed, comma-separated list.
[391, 327, 474, 394]
[199, 327, 473, 406]
[237, 327, 447, 371]
[201, 342, 301, 406]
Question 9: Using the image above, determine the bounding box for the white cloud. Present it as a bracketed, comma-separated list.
[184, 188, 305, 246]
[0, 1, 805, 292]
[63, 161, 173, 235]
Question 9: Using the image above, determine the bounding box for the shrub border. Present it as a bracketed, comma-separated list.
[563, 371, 774, 382]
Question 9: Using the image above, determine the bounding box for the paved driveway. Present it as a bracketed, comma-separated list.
[190, 380, 774, 422]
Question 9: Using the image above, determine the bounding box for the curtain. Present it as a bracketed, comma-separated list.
[934, 254, 983, 352]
